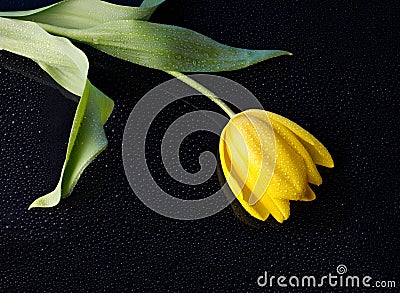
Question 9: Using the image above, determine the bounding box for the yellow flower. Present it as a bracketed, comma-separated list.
[219, 109, 334, 223]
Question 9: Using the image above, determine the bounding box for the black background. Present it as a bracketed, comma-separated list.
[1, 0, 399, 291]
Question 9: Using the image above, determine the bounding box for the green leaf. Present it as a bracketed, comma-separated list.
[0, 17, 114, 208]
[0, 3, 59, 17]
[0, 17, 88, 96]
[39, 20, 291, 72]
[29, 81, 114, 209]
[140, 0, 166, 8]
[0, 0, 166, 29]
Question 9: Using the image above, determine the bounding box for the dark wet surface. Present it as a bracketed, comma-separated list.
[0, 0, 399, 291]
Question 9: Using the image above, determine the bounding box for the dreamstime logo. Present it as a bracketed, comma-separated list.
[257, 264, 396, 288]
[336, 264, 347, 275]
[122, 74, 276, 220]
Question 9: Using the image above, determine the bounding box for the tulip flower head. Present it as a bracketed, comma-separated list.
[219, 109, 334, 223]
[165, 72, 333, 223]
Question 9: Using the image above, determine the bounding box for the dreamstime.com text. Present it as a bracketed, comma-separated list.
[257, 265, 396, 289]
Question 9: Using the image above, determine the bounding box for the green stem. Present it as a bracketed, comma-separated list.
[165, 71, 235, 118]
[38, 24, 236, 118]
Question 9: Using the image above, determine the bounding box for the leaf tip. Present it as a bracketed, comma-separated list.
[27, 199, 47, 210]
[275, 50, 292, 57]
[28, 200, 41, 210]
[251, 49, 293, 64]
[27, 189, 61, 210]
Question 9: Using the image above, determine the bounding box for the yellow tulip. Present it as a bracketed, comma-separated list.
[219, 109, 334, 223]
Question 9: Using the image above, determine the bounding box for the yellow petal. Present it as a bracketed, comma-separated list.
[267, 112, 334, 168]
[220, 111, 289, 221]
[268, 131, 308, 201]
[236, 189, 272, 221]
[220, 148, 293, 222]
[239, 110, 309, 201]
[224, 111, 275, 205]
[235, 183, 290, 223]
[268, 198, 290, 222]
[270, 119, 323, 185]
[219, 134, 270, 221]
[301, 185, 316, 201]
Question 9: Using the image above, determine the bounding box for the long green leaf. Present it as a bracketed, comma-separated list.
[0, 17, 87, 96]
[29, 81, 114, 208]
[0, 0, 166, 29]
[39, 20, 291, 72]
[0, 3, 59, 17]
[0, 17, 114, 208]
[140, 0, 166, 8]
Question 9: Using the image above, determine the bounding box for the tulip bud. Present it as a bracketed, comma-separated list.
[219, 109, 333, 223]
